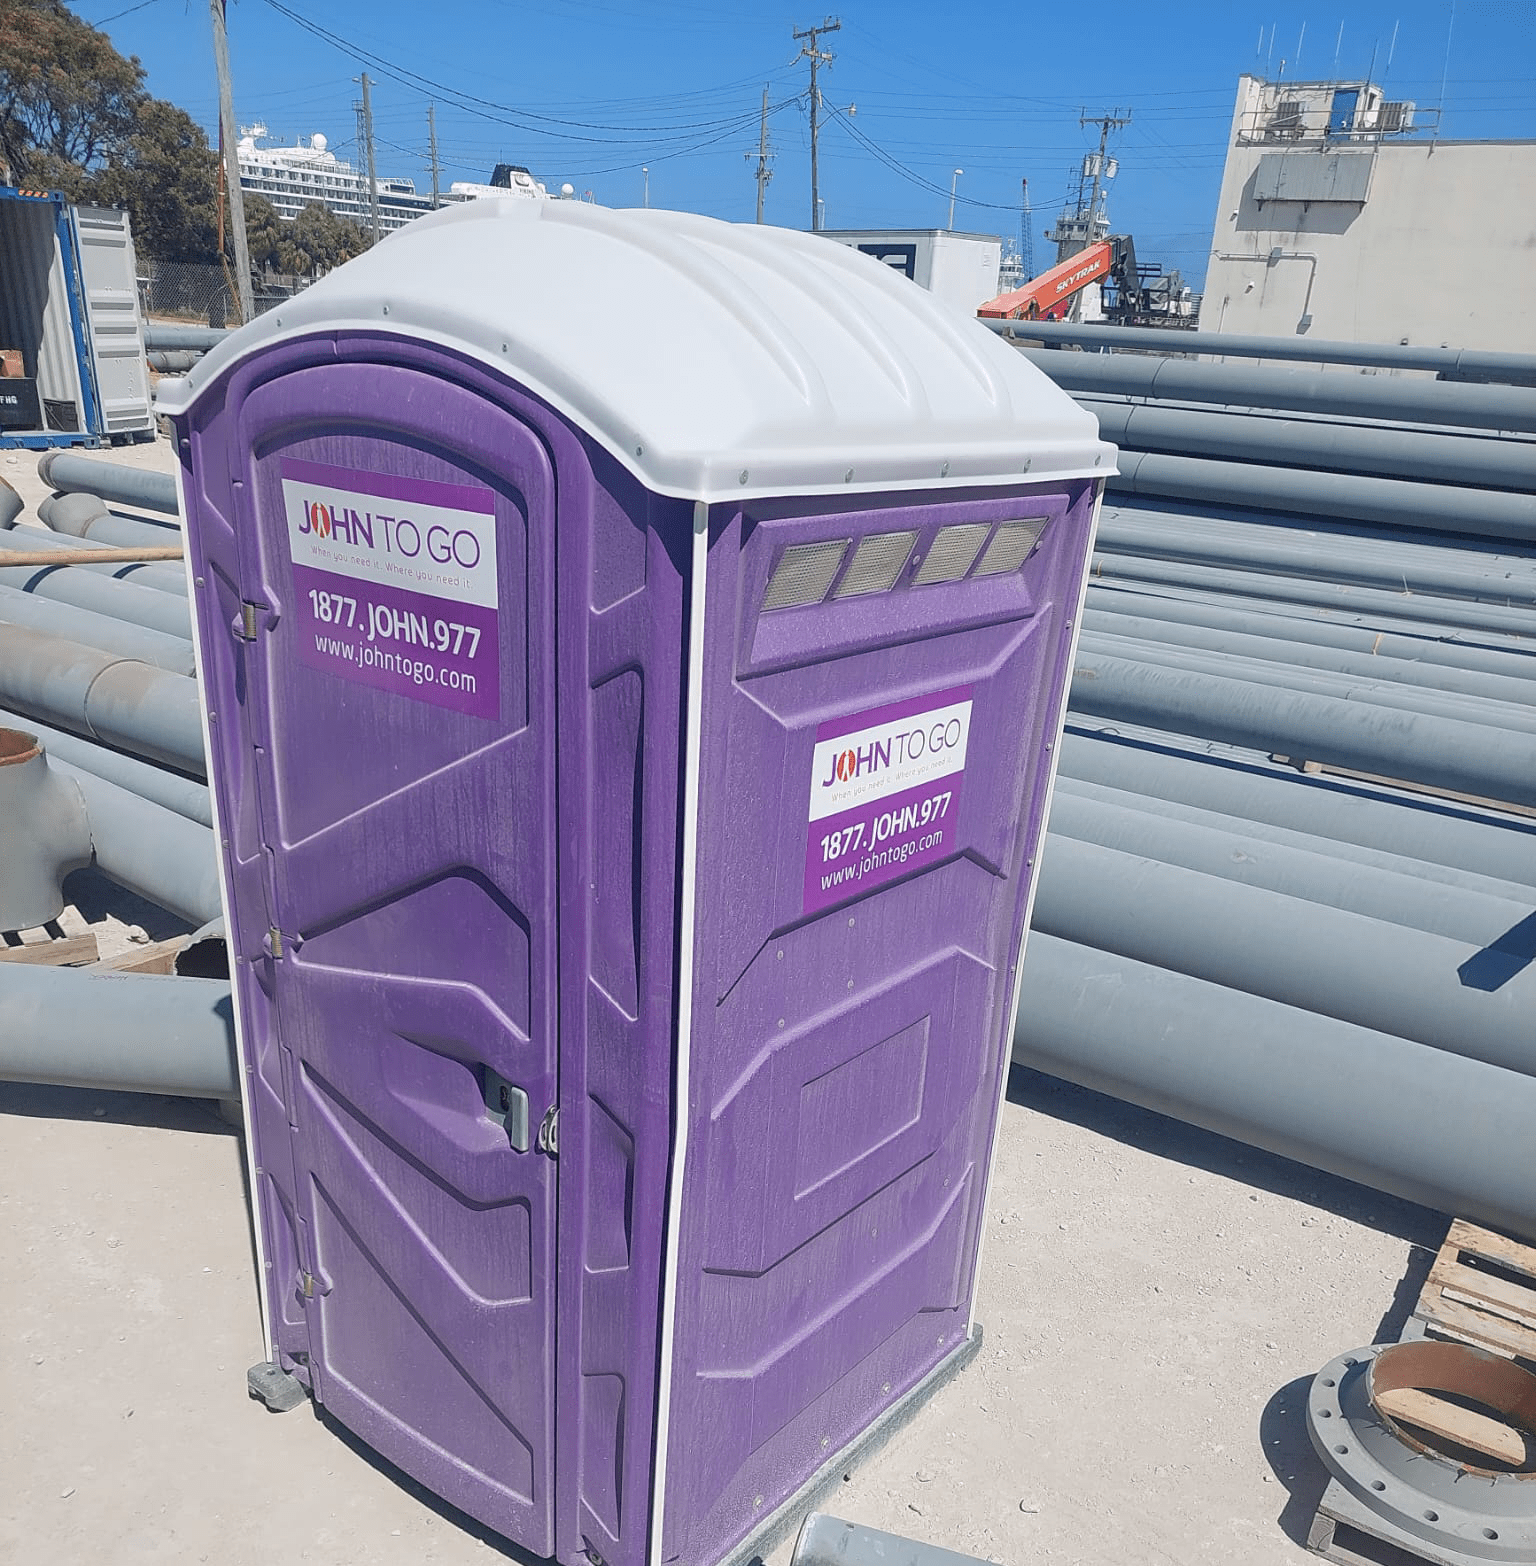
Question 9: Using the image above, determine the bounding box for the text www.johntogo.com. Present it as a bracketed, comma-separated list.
[314, 632, 478, 693]
[818, 829, 944, 893]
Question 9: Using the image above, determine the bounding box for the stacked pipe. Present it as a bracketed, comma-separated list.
[1004, 327, 1536, 1238]
[0, 452, 229, 1098]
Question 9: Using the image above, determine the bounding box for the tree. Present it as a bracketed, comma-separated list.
[280, 201, 371, 278]
[0, 0, 221, 262]
[89, 97, 219, 263]
[0, 0, 142, 186]
[242, 192, 284, 274]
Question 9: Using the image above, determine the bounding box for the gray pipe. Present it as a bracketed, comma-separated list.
[1010, 344, 1536, 433]
[0, 964, 237, 1099]
[37, 491, 110, 536]
[0, 705, 211, 826]
[1078, 628, 1536, 737]
[147, 350, 203, 374]
[1071, 649, 1536, 808]
[1058, 730, 1536, 888]
[793, 1515, 990, 1566]
[0, 556, 192, 638]
[986, 319, 1536, 387]
[0, 727, 92, 930]
[0, 581, 193, 674]
[1047, 791, 1533, 945]
[1086, 583, 1536, 684]
[1012, 935, 1536, 1242]
[36, 451, 180, 516]
[1083, 396, 1536, 494]
[1055, 774, 1536, 908]
[1084, 608, 1536, 704]
[1090, 554, 1536, 643]
[39, 491, 181, 550]
[0, 527, 188, 597]
[1098, 505, 1536, 603]
[1034, 835, 1536, 1077]
[1107, 450, 1536, 542]
[0, 476, 21, 528]
[57, 760, 221, 925]
[0, 624, 206, 776]
[144, 323, 231, 353]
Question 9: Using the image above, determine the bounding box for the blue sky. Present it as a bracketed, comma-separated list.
[88, 0, 1536, 288]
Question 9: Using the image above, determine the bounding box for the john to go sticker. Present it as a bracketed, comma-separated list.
[803, 688, 972, 913]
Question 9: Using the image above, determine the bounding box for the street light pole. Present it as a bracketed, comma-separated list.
[948, 167, 964, 230]
[642, 166, 649, 208]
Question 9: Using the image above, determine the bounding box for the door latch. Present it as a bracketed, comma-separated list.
[482, 1069, 530, 1153]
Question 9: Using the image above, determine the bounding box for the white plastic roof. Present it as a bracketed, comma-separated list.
[158, 201, 1114, 502]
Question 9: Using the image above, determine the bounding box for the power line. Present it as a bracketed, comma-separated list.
[260, 0, 789, 146]
[827, 111, 1049, 213]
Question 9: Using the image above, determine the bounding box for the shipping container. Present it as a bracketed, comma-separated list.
[0, 187, 153, 448]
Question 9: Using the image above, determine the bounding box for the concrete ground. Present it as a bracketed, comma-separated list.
[2, 437, 1445, 1562]
[1, 1064, 1444, 1566]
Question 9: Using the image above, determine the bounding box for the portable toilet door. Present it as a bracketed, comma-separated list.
[169, 342, 570, 1552]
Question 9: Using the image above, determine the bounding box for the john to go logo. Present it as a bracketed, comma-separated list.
[303, 501, 334, 538]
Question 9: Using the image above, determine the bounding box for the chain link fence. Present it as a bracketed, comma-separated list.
[139, 259, 308, 328]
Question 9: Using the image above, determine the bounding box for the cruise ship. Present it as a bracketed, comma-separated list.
[235, 126, 548, 234]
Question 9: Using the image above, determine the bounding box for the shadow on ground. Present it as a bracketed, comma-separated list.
[0, 1081, 235, 1135]
[1006, 1064, 1448, 1250]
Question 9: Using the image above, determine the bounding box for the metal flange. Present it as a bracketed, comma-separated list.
[1306, 1340, 1536, 1564]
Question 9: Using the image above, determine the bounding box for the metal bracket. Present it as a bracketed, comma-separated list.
[536, 1105, 559, 1157]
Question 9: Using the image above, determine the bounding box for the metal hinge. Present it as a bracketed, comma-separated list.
[237, 600, 265, 640]
[536, 1106, 559, 1157]
[300, 1271, 316, 1299]
[264, 927, 300, 960]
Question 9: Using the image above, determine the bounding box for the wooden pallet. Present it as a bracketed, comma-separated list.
[1305, 1219, 1536, 1566]
[1412, 1218, 1536, 1365]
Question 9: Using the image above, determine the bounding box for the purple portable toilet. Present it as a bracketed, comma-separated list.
[160, 201, 1111, 1566]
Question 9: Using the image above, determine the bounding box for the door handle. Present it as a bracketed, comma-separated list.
[482, 1068, 530, 1152]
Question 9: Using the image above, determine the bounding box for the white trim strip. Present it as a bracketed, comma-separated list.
[647, 499, 712, 1566]
[173, 455, 276, 1362]
[966, 479, 1105, 1337]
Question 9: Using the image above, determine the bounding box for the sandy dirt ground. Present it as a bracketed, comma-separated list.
[1, 438, 1446, 1564]
[1, 1066, 1444, 1566]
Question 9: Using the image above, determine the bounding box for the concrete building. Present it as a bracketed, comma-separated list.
[1200, 75, 1536, 352]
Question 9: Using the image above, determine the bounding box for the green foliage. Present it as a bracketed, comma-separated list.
[242, 192, 284, 273]
[279, 201, 372, 278]
[0, 0, 142, 183]
[0, 1, 377, 271]
[90, 96, 220, 263]
[0, 0, 225, 262]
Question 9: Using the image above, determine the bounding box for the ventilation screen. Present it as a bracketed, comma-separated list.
[834, 530, 918, 598]
[913, 523, 991, 586]
[973, 517, 1048, 576]
[762, 540, 849, 611]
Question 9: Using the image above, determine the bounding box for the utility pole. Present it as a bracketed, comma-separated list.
[427, 103, 441, 209]
[355, 72, 382, 244]
[748, 83, 774, 223]
[208, 0, 254, 324]
[1080, 107, 1130, 246]
[794, 17, 839, 231]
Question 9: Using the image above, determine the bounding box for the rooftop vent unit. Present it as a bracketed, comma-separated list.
[1267, 99, 1307, 140]
[1378, 101, 1416, 133]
